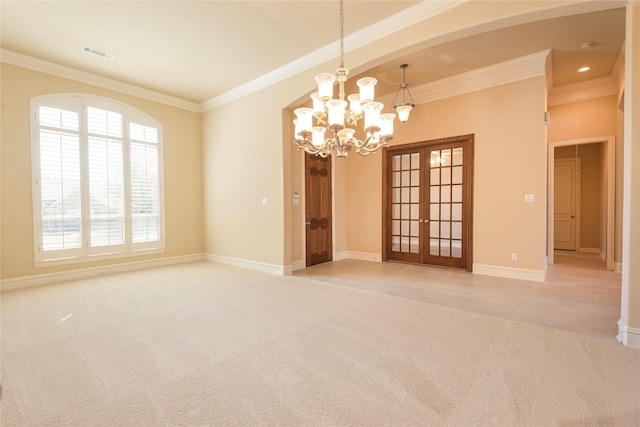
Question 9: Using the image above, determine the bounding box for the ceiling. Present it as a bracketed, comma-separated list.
[0, 1, 626, 107]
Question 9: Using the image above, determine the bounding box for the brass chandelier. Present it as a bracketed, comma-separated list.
[293, 0, 395, 158]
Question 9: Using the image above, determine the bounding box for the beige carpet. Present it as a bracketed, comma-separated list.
[1, 261, 639, 426]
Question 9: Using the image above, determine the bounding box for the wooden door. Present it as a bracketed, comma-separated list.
[383, 135, 473, 271]
[554, 158, 577, 250]
[305, 153, 332, 266]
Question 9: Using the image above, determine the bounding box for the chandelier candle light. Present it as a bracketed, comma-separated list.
[293, 0, 395, 158]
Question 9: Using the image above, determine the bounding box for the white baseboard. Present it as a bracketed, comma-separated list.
[473, 263, 546, 282]
[1, 254, 206, 292]
[617, 320, 640, 349]
[615, 262, 623, 273]
[344, 251, 382, 262]
[204, 254, 286, 275]
[291, 260, 306, 272]
[334, 251, 349, 261]
[580, 247, 605, 259]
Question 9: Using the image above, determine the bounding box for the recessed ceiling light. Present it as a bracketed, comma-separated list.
[578, 66, 591, 73]
[82, 46, 115, 61]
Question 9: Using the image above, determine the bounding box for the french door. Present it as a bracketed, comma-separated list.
[383, 135, 473, 271]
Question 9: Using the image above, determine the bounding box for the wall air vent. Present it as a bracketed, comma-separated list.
[81, 46, 115, 60]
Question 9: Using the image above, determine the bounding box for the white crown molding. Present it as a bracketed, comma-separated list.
[613, 42, 625, 86]
[378, 50, 551, 107]
[548, 76, 618, 106]
[201, 0, 468, 112]
[1, 49, 202, 112]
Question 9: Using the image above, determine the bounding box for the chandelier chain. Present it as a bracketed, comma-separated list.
[339, 0, 344, 68]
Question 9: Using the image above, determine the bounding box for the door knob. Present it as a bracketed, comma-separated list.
[571, 215, 575, 219]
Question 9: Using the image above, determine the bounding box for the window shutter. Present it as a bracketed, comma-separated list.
[87, 106, 125, 250]
[37, 104, 83, 254]
[130, 122, 161, 245]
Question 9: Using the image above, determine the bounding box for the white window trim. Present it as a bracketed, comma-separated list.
[31, 93, 166, 267]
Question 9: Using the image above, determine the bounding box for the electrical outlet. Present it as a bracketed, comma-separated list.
[511, 253, 518, 261]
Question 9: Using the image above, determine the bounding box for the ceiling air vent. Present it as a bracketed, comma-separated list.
[81, 46, 115, 60]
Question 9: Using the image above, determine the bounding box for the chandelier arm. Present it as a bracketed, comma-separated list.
[295, 141, 320, 155]
[357, 141, 388, 155]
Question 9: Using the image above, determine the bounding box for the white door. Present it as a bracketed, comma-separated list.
[554, 158, 577, 250]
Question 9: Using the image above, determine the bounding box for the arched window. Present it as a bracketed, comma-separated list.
[31, 94, 164, 264]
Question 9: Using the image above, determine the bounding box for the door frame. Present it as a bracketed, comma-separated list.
[547, 135, 615, 270]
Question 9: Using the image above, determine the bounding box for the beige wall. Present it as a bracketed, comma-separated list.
[548, 96, 618, 142]
[0, 63, 203, 280]
[341, 78, 548, 273]
[202, 82, 290, 266]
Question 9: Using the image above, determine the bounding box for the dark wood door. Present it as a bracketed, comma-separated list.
[305, 153, 332, 266]
[383, 135, 473, 271]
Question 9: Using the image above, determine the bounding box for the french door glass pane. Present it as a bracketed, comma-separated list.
[452, 185, 463, 202]
[452, 203, 462, 220]
[452, 148, 463, 165]
[441, 185, 451, 202]
[452, 222, 462, 239]
[401, 204, 410, 219]
[441, 204, 451, 220]
[430, 168, 439, 185]
[430, 204, 439, 220]
[410, 237, 419, 253]
[441, 167, 451, 184]
[430, 239, 439, 255]
[452, 166, 463, 184]
[452, 241, 462, 258]
[411, 204, 419, 219]
[392, 172, 401, 186]
[441, 149, 451, 166]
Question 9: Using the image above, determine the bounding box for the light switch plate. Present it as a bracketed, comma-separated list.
[524, 194, 535, 203]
